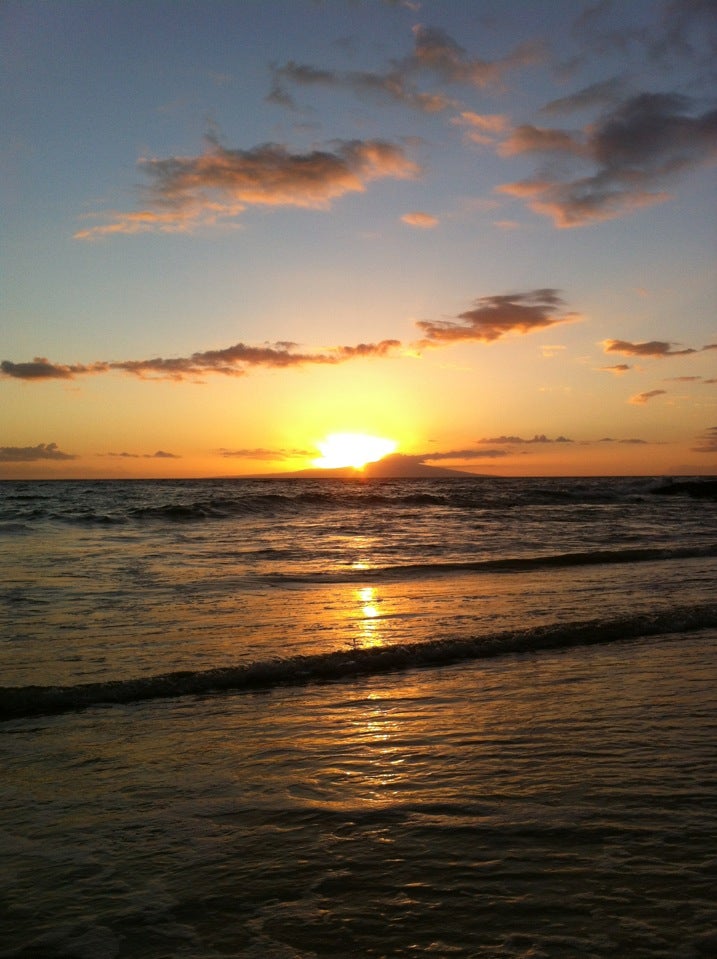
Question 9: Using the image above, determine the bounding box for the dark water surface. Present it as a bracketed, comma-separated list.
[1, 477, 716, 957]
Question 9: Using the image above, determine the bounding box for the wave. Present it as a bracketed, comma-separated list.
[261, 544, 717, 585]
[3, 603, 716, 722]
[2, 476, 715, 528]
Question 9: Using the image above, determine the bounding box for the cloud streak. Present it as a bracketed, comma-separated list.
[692, 426, 717, 454]
[75, 136, 419, 238]
[1, 340, 402, 383]
[416, 289, 578, 345]
[630, 389, 668, 405]
[602, 338, 703, 357]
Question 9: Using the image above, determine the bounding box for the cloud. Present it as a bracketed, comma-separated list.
[401, 211, 439, 228]
[106, 450, 181, 459]
[497, 92, 717, 227]
[0, 358, 110, 379]
[1, 339, 402, 383]
[451, 111, 510, 145]
[630, 389, 668, 404]
[422, 448, 509, 460]
[692, 425, 717, 453]
[602, 338, 698, 357]
[416, 289, 578, 345]
[0, 442, 76, 462]
[410, 25, 544, 87]
[478, 434, 574, 444]
[600, 363, 632, 374]
[541, 77, 627, 115]
[268, 60, 454, 114]
[220, 447, 310, 460]
[269, 25, 542, 115]
[598, 437, 649, 444]
[75, 136, 419, 238]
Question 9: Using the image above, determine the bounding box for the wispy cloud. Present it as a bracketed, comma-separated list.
[451, 111, 510, 145]
[478, 434, 574, 444]
[105, 450, 180, 459]
[75, 136, 419, 239]
[0, 442, 76, 462]
[401, 211, 439, 228]
[269, 24, 542, 114]
[692, 425, 717, 453]
[1, 340, 402, 383]
[541, 77, 627, 116]
[410, 25, 544, 86]
[497, 92, 717, 227]
[630, 389, 668, 404]
[219, 447, 310, 460]
[268, 60, 454, 114]
[416, 289, 578, 345]
[599, 363, 632, 374]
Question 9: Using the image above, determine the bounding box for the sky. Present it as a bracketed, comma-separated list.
[2, 0, 716, 478]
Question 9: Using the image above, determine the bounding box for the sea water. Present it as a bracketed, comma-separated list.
[1, 477, 716, 957]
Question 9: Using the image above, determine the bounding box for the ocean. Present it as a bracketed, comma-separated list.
[1, 476, 716, 958]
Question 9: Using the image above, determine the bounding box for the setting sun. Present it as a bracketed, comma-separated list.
[313, 433, 398, 470]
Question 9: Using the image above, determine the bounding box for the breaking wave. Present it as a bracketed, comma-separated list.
[3, 603, 716, 721]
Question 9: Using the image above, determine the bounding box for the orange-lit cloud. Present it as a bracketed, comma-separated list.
[416, 289, 578, 345]
[401, 211, 439, 228]
[630, 389, 667, 404]
[497, 92, 717, 227]
[1, 340, 402, 383]
[600, 363, 632, 374]
[75, 137, 419, 239]
[0, 442, 77, 462]
[450, 111, 510, 145]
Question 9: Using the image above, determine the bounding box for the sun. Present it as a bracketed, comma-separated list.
[313, 432, 398, 470]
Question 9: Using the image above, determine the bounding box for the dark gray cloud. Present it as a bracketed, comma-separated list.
[498, 92, 717, 226]
[0, 442, 76, 462]
[416, 289, 578, 344]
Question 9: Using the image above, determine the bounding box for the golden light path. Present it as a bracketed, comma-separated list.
[312, 432, 397, 470]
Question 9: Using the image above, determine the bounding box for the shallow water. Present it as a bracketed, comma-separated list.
[2, 631, 716, 958]
[1, 477, 716, 957]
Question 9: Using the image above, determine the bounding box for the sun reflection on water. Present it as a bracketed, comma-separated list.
[355, 586, 383, 648]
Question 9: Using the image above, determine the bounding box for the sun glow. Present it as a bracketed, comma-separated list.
[313, 432, 397, 470]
